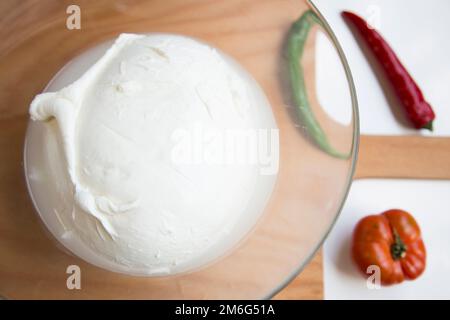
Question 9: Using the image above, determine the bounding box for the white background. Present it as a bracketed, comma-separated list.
[312, 0, 450, 136]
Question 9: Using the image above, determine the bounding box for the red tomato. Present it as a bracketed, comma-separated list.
[352, 209, 426, 285]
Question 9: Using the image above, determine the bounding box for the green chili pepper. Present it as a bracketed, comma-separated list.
[287, 10, 348, 159]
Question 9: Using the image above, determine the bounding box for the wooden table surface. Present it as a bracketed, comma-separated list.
[1, 0, 449, 300]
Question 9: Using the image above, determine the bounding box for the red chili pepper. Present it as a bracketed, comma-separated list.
[342, 11, 435, 130]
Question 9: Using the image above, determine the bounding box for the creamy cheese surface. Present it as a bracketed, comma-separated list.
[28, 33, 277, 275]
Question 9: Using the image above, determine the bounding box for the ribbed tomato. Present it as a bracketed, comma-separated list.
[352, 209, 426, 285]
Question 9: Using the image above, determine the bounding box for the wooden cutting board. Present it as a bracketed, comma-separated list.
[275, 135, 450, 299]
[1, 0, 449, 299]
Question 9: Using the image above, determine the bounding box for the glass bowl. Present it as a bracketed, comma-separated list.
[2, 0, 358, 299]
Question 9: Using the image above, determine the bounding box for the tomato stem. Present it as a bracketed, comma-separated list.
[391, 229, 407, 260]
[422, 120, 433, 131]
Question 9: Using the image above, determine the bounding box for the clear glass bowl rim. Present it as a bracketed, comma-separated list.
[263, 0, 360, 299]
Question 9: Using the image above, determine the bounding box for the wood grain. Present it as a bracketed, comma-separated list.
[1, 0, 448, 300]
[2, 0, 327, 300]
[356, 135, 450, 180]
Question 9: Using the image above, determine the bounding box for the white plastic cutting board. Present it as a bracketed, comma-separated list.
[323, 179, 450, 299]
[312, 0, 450, 136]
